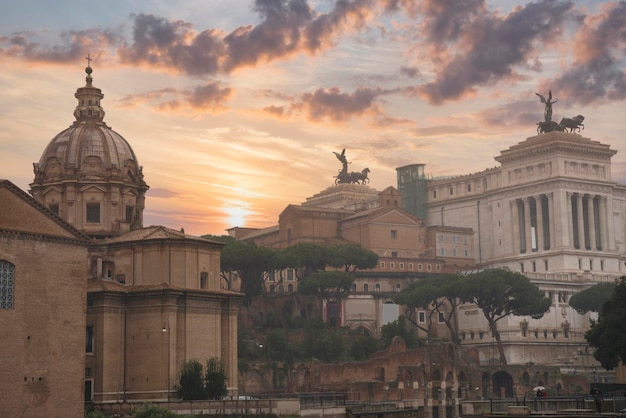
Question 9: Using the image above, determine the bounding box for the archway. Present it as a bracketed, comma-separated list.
[492, 370, 514, 398]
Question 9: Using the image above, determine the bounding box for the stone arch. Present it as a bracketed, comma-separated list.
[493, 370, 514, 398]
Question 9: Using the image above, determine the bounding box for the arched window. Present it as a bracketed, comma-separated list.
[1, 260, 15, 309]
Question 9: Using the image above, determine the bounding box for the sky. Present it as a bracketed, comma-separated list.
[1, 0, 625, 236]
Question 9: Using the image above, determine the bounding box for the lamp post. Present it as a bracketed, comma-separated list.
[592, 366, 596, 385]
[162, 322, 171, 401]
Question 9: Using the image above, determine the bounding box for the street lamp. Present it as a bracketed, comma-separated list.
[162, 321, 171, 401]
[592, 366, 596, 385]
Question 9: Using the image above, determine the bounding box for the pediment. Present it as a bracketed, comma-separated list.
[370, 206, 423, 226]
[0, 181, 87, 240]
[80, 184, 107, 194]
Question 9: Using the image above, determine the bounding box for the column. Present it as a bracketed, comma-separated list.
[576, 193, 585, 249]
[547, 192, 554, 250]
[535, 195, 544, 251]
[598, 196, 608, 251]
[523, 197, 532, 253]
[510, 199, 520, 254]
[587, 194, 597, 250]
[565, 192, 574, 248]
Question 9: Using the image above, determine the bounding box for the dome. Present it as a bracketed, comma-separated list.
[30, 62, 149, 238]
[33, 65, 145, 186]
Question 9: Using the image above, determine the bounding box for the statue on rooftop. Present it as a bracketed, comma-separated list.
[535, 90, 558, 122]
[332, 149, 370, 185]
[534, 90, 585, 134]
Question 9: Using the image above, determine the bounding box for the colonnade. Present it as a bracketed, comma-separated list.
[510, 192, 608, 253]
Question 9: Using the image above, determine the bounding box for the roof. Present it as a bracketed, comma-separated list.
[99, 225, 224, 246]
[0, 179, 91, 244]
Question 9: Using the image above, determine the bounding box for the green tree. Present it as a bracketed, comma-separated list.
[569, 282, 616, 314]
[349, 335, 381, 361]
[176, 359, 208, 400]
[394, 274, 464, 344]
[220, 240, 280, 300]
[585, 277, 626, 370]
[265, 329, 289, 361]
[380, 315, 419, 349]
[205, 357, 228, 399]
[328, 244, 379, 272]
[281, 242, 331, 279]
[298, 270, 354, 326]
[457, 269, 551, 365]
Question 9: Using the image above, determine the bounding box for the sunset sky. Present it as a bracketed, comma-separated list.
[1, 0, 625, 235]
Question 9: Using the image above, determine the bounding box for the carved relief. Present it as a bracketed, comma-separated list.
[79, 156, 106, 176]
[44, 157, 64, 178]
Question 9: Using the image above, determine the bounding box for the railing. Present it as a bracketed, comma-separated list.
[463, 393, 626, 415]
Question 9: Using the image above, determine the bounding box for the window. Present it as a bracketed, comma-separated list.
[440, 248, 445, 255]
[467, 184, 471, 192]
[49, 203, 59, 215]
[438, 312, 445, 323]
[200, 272, 208, 289]
[364, 283, 369, 292]
[399, 263, 404, 269]
[433, 190, 437, 198]
[439, 235, 444, 242]
[418, 311, 425, 323]
[449, 187, 454, 195]
[418, 264, 422, 270]
[408, 263, 413, 270]
[390, 262, 395, 269]
[436, 265, 441, 271]
[380, 262, 385, 269]
[395, 284, 401, 292]
[351, 284, 356, 292]
[84, 379, 93, 401]
[391, 251, 397, 258]
[375, 284, 380, 292]
[125, 206, 134, 223]
[427, 264, 432, 271]
[287, 269, 294, 281]
[0, 260, 15, 309]
[86, 203, 100, 223]
[390, 230, 397, 239]
[86, 326, 94, 353]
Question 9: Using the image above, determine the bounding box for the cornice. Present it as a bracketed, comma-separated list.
[0, 229, 91, 246]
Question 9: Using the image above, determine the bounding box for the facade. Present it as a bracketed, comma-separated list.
[402, 130, 625, 375]
[0, 65, 241, 415]
[0, 180, 90, 418]
[231, 183, 476, 337]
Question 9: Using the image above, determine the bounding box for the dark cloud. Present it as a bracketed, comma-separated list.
[413, 0, 575, 104]
[296, 86, 384, 122]
[188, 82, 232, 110]
[400, 66, 419, 78]
[0, 29, 119, 63]
[548, 2, 626, 104]
[117, 83, 231, 112]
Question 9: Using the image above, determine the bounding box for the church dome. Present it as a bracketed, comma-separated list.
[33, 65, 145, 186]
[30, 61, 149, 238]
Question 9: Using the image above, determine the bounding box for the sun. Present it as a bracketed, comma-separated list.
[224, 205, 251, 228]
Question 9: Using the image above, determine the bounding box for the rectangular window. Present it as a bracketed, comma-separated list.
[125, 206, 134, 223]
[49, 203, 59, 215]
[467, 184, 471, 192]
[418, 311, 425, 323]
[390, 230, 397, 239]
[200, 272, 208, 289]
[0, 260, 15, 309]
[399, 263, 404, 269]
[86, 203, 100, 223]
[433, 190, 437, 198]
[84, 379, 93, 401]
[86, 325, 94, 353]
[390, 262, 395, 269]
[438, 312, 445, 323]
[391, 251, 397, 258]
[449, 187, 454, 195]
[439, 235, 444, 242]
[380, 262, 385, 269]
[408, 263, 413, 270]
[287, 269, 294, 281]
[395, 284, 401, 292]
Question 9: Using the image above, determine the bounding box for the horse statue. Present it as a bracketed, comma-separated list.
[334, 169, 350, 185]
[349, 168, 370, 184]
[559, 114, 584, 133]
[537, 120, 563, 134]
